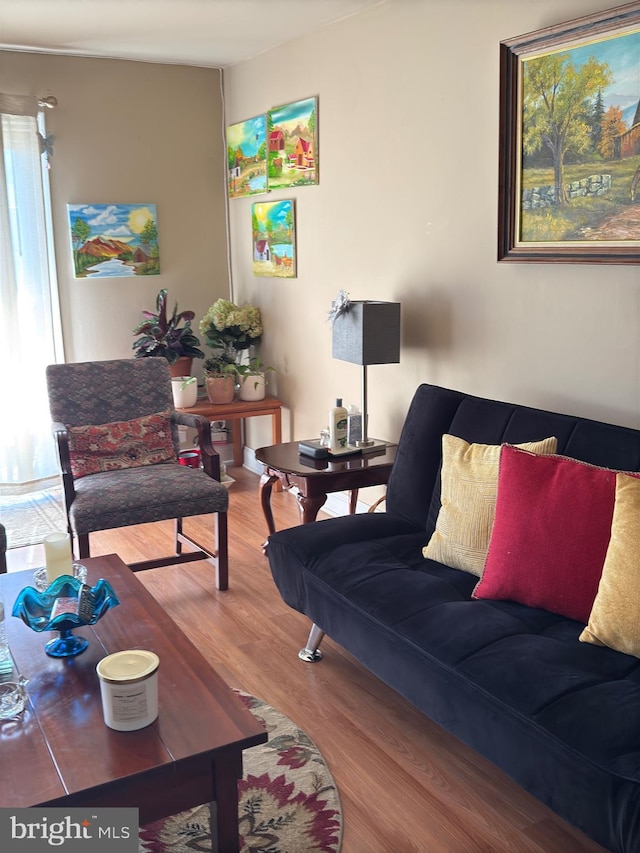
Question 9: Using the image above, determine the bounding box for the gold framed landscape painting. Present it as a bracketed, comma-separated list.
[252, 199, 296, 278]
[227, 114, 267, 199]
[498, 2, 640, 263]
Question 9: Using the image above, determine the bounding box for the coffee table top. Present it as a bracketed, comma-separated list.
[0, 554, 266, 819]
[256, 440, 397, 477]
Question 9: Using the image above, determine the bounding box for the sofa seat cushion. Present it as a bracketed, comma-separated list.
[293, 530, 640, 784]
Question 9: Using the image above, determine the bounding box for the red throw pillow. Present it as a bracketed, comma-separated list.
[473, 445, 619, 623]
[68, 411, 176, 478]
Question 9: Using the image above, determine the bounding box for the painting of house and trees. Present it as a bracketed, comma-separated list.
[227, 115, 267, 198]
[252, 199, 296, 278]
[267, 96, 318, 189]
[518, 28, 640, 246]
[68, 203, 160, 278]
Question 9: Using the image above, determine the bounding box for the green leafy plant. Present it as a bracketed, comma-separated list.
[175, 376, 197, 391]
[202, 352, 238, 378]
[132, 288, 204, 365]
[235, 355, 277, 387]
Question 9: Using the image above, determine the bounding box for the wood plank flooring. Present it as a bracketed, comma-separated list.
[6, 465, 608, 852]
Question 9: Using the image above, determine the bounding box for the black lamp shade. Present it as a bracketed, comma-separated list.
[332, 301, 401, 365]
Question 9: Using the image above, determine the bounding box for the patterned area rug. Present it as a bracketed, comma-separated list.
[0, 486, 66, 548]
[139, 691, 343, 853]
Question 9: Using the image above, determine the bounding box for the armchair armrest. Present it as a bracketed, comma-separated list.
[51, 421, 76, 514]
[172, 412, 222, 482]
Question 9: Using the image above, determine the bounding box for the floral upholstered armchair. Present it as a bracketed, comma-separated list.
[45, 358, 229, 589]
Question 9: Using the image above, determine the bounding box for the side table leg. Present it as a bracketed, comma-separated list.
[259, 471, 279, 552]
[297, 493, 327, 524]
[348, 489, 359, 514]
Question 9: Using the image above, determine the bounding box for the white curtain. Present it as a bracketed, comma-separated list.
[0, 93, 63, 493]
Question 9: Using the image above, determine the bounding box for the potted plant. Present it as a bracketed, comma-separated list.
[202, 352, 238, 405]
[133, 288, 204, 377]
[171, 375, 198, 408]
[235, 355, 276, 402]
[199, 298, 265, 403]
[199, 299, 263, 355]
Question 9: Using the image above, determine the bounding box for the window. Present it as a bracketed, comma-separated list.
[0, 94, 63, 490]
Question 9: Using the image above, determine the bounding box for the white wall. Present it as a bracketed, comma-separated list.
[223, 0, 640, 456]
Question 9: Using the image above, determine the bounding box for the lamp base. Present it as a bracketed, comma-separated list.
[356, 438, 388, 453]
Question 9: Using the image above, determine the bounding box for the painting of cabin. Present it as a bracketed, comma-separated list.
[267, 96, 318, 190]
[227, 114, 267, 198]
[252, 199, 296, 278]
[67, 203, 160, 278]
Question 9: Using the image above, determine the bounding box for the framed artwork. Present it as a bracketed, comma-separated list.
[498, 2, 640, 264]
[267, 96, 318, 190]
[227, 114, 267, 199]
[252, 199, 296, 278]
[68, 203, 160, 278]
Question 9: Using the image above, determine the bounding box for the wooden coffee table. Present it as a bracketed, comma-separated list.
[0, 554, 266, 853]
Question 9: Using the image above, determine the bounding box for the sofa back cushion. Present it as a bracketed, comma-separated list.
[580, 472, 640, 657]
[422, 434, 557, 576]
[386, 384, 640, 533]
[68, 410, 177, 478]
[473, 445, 618, 622]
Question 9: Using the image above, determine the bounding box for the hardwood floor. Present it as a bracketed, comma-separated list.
[6, 465, 608, 852]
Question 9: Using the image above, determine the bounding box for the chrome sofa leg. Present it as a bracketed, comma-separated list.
[298, 623, 325, 662]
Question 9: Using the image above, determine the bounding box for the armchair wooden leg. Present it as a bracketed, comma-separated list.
[78, 533, 90, 560]
[0, 524, 7, 574]
[175, 518, 183, 554]
[215, 512, 229, 592]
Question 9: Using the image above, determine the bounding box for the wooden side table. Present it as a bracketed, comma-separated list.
[255, 441, 398, 538]
[180, 396, 283, 467]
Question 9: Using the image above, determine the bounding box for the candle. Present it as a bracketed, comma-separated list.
[44, 532, 73, 583]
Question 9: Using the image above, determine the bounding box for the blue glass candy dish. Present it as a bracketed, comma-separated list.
[12, 575, 120, 658]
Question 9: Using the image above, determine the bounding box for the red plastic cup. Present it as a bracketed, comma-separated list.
[178, 450, 201, 468]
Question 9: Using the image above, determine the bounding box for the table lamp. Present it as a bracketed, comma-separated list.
[332, 300, 401, 451]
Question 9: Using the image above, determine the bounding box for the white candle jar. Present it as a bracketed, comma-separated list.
[96, 650, 159, 731]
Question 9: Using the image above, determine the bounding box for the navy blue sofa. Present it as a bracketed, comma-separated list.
[266, 384, 640, 853]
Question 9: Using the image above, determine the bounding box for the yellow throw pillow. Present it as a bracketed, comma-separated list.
[422, 434, 558, 576]
[580, 473, 640, 658]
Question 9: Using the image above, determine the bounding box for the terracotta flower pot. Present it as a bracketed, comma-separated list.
[169, 357, 193, 378]
[205, 375, 236, 404]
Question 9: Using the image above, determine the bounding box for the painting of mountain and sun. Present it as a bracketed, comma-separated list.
[68, 203, 160, 278]
[267, 96, 318, 190]
[252, 199, 296, 278]
[227, 115, 267, 198]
